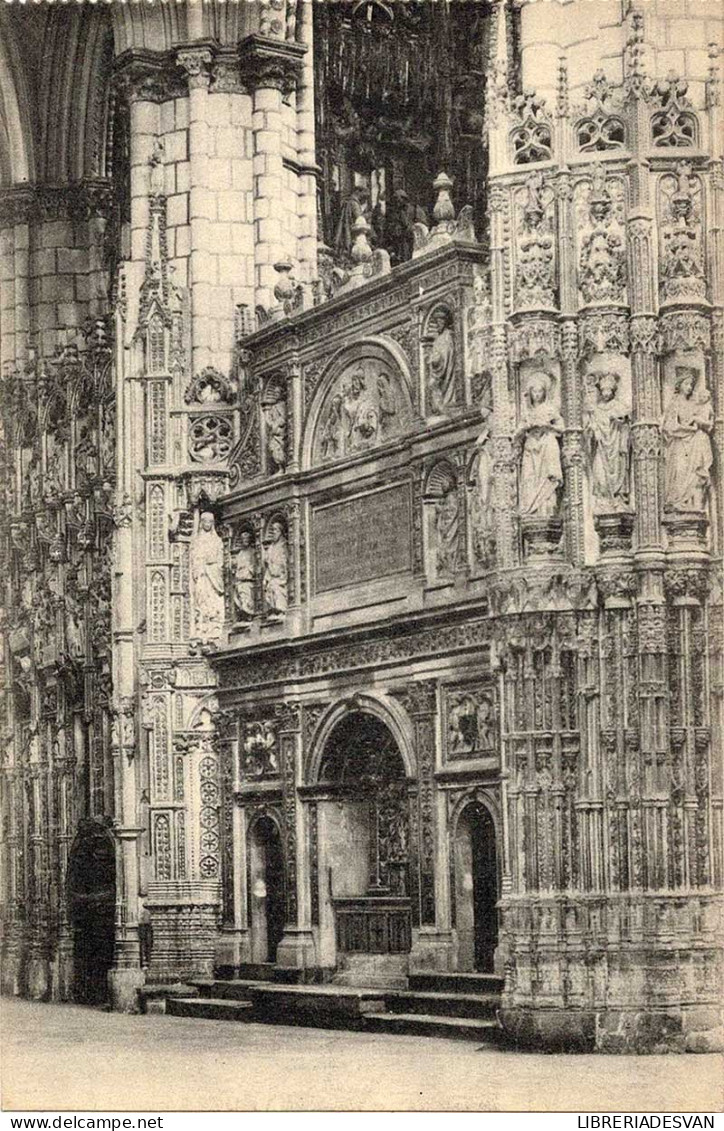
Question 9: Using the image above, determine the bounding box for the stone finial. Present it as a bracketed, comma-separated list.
[350, 215, 373, 267]
[432, 172, 455, 225]
[273, 259, 295, 307]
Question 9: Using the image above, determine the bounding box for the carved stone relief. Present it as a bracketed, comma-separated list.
[575, 166, 627, 308]
[312, 356, 411, 465]
[445, 683, 496, 761]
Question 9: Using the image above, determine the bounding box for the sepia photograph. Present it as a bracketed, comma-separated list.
[0, 0, 722, 1115]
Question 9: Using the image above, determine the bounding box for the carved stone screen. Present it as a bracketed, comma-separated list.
[312, 483, 412, 594]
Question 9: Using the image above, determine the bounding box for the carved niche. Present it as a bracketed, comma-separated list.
[309, 346, 413, 467]
[575, 165, 628, 308]
[514, 172, 556, 311]
[658, 162, 706, 305]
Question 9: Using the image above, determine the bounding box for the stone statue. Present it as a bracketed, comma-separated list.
[427, 310, 457, 416]
[233, 529, 256, 622]
[334, 186, 370, 259]
[435, 483, 460, 575]
[583, 370, 631, 512]
[516, 374, 564, 519]
[263, 386, 287, 474]
[263, 521, 288, 618]
[190, 511, 225, 641]
[471, 418, 494, 564]
[74, 423, 98, 489]
[663, 366, 714, 512]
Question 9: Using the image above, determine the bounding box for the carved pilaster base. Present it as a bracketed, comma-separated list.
[408, 927, 455, 975]
[26, 955, 51, 1001]
[663, 512, 709, 556]
[594, 511, 634, 557]
[499, 892, 724, 1052]
[108, 966, 145, 1014]
[521, 517, 563, 560]
[275, 927, 317, 972]
[144, 880, 222, 984]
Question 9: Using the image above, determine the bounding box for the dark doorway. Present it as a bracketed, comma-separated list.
[454, 801, 498, 973]
[67, 820, 116, 1005]
[249, 815, 286, 963]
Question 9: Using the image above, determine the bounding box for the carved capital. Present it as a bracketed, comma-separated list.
[114, 49, 187, 104]
[176, 46, 215, 89]
[238, 36, 306, 96]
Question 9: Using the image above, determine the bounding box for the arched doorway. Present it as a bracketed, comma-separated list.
[316, 711, 411, 978]
[67, 820, 116, 1005]
[248, 815, 286, 964]
[454, 801, 498, 973]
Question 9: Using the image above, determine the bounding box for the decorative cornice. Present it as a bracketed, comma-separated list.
[0, 180, 113, 229]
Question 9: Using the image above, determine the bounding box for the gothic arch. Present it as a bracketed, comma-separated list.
[305, 691, 416, 785]
[0, 8, 35, 184]
[302, 336, 414, 470]
[36, 7, 114, 183]
[449, 787, 502, 848]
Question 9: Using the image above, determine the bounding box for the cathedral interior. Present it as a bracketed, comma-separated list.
[0, 0, 722, 1053]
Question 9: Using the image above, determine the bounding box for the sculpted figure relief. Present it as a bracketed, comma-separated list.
[583, 370, 631, 512]
[233, 529, 256, 622]
[315, 361, 405, 464]
[263, 521, 288, 619]
[663, 366, 714, 513]
[426, 310, 457, 416]
[516, 373, 564, 519]
[190, 511, 225, 641]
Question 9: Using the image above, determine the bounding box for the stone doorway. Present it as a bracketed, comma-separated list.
[315, 711, 411, 982]
[67, 820, 116, 1005]
[454, 801, 498, 973]
[248, 814, 286, 964]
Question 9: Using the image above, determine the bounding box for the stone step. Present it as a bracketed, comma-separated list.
[408, 972, 504, 995]
[384, 989, 500, 1020]
[364, 1011, 501, 1041]
[189, 979, 260, 1001]
[167, 997, 254, 1022]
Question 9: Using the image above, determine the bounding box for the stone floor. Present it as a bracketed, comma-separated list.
[1, 998, 722, 1112]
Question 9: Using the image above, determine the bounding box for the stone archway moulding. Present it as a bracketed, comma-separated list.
[305, 691, 417, 785]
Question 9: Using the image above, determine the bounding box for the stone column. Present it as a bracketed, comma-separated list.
[239, 36, 306, 312]
[275, 702, 316, 971]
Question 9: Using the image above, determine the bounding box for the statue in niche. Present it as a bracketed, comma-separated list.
[516, 373, 564, 519]
[583, 370, 631, 513]
[663, 366, 714, 513]
[262, 385, 287, 474]
[45, 437, 66, 502]
[263, 520, 288, 619]
[190, 511, 225, 642]
[242, 720, 278, 778]
[447, 692, 494, 757]
[434, 481, 460, 575]
[426, 310, 457, 416]
[233, 529, 256, 622]
[74, 423, 98, 489]
[23, 450, 41, 510]
[471, 414, 494, 566]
